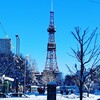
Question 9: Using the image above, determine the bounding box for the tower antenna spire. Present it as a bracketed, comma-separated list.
[51, 0, 54, 11]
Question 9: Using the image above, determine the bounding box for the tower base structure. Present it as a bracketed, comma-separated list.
[42, 70, 62, 85]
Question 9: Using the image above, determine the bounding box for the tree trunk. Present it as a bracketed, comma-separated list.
[80, 80, 83, 100]
[80, 44, 84, 100]
[87, 92, 89, 97]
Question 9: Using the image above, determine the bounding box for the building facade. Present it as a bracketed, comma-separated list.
[0, 39, 11, 54]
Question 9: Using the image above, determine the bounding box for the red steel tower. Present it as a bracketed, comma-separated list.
[45, 0, 59, 72]
[42, 0, 60, 84]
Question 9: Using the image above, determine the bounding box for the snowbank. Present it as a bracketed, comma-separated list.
[0, 93, 100, 100]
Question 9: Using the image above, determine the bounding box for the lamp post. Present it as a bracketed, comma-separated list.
[15, 35, 20, 55]
[24, 60, 27, 93]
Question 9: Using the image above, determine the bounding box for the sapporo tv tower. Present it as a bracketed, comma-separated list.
[42, 0, 61, 85]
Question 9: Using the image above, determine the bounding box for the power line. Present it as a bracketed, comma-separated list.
[0, 22, 8, 38]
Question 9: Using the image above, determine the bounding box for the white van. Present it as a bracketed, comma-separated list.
[31, 86, 38, 92]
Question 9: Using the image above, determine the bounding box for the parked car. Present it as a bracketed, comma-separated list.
[60, 85, 77, 95]
[37, 86, 45, 94]
[31, 86, 38, 92]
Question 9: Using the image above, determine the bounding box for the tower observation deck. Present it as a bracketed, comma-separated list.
[42, 0, 61, 85]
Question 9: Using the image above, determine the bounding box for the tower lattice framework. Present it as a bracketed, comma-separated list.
[45, 1, 59, 72]
[42, 0, 62, 85]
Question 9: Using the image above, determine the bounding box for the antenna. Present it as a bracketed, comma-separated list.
[51, 0, 54, 11]
[47, 0, 56, 32]
[0, 22, 8, 38]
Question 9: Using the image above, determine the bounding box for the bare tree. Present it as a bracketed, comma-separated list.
[42, 70, 56, 85]
[67, 27, 100, 100]
[25, 55, 39, 85]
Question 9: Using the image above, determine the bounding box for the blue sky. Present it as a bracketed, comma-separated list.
[0, 0, 100, 75]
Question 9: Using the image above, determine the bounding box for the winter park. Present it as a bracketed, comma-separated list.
[0, 0, 100, 100]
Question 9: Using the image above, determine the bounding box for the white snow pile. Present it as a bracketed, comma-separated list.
[0, 93, 100, 100]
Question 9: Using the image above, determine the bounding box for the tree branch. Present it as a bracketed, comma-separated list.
[82, 27, 89, 41]
[71, 48, 81, 62]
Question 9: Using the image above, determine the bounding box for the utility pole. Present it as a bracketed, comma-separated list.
[15, 35, 20, 55]
[24, 60, 27, 93]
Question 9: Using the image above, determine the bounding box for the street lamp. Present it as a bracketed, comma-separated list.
[15, 35, 20, 55]
[24, 60, 26, 93]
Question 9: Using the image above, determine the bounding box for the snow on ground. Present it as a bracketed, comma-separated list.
[0, 93, 100, 100]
